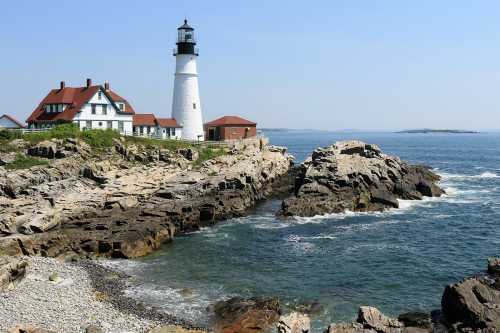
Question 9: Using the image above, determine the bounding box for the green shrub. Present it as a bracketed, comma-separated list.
[5, 154, 49, 170]
[81, 129, 120, 148]
[194, 147, 228, 167]
[0, 130, 22, 141]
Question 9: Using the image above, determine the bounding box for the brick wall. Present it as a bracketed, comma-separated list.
[221, 126, 257, 140]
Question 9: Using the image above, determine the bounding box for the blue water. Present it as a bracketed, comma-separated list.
[111, 130, 500, 331]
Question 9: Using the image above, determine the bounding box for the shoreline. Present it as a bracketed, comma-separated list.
[0, 256, 208, 333]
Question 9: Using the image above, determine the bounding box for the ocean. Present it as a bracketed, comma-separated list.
[105, 130, 500, 331]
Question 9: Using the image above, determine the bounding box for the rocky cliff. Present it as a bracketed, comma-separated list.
[280, 140, 444, 217]
[0, 137, 293, 259]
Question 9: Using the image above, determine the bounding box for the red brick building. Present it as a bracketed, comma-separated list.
[204, 116, 257, 141]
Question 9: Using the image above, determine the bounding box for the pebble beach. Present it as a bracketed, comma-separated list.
[0, 256, 196, 333]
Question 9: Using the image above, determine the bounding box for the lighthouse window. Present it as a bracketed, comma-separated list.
[193, 103, 196, 109]
[186, 34, 192, 40]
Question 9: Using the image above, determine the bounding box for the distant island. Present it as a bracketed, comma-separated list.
[397, 129, 479, 134]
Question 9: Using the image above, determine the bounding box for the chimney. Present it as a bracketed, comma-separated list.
[86, 78, 92, 88]
[104, 82, 110, 91]
[60, 81, 65, 90]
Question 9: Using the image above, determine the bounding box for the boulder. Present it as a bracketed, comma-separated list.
[357, 306, 402, 333]
[80, 165, 109, 184]
[441, 277, 500, 331]
[27, 140, 59, 159]
[85, 326, 104, 333]
[280, 141, 444, 217]
[277, 312, 310, 333]
[397, 312, 431, 330]
[213, 296, 281, 333]
[177, 148, 199, 161]
[0, 257, 28, 291]
[488, 257, 500, 276]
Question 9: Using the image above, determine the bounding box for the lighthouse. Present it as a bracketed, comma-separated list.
[171, 20, 204, 141]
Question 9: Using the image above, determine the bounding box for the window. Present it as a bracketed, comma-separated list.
[98, 91, 102, 100]
[91, 104, 96, 114]
[118, 121, 124, 132]
[102, 105, 107, 115]
[51, 105, 55, 113]
[147, 127, 151, 134]
[140, 127, 144, 135]
[172, 128, 176, 136]
[193, 103, 196, 109]
[107, 121, 112, 129]
[86, 121, 92, 129]
[119, 103, 124, 111]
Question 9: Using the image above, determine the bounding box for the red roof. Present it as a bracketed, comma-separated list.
[0, 114, 25, 128]
[133, 114, 157, 126]
[205, 116, 256, 127]
[156, 118, 181, 128]
[107, 90, 136, 114]
[27, 84, 135, 123]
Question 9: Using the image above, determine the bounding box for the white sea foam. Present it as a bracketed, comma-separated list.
[439, 171, 499, 180]
[124, 284, 224, 324]
[285, 234, 337, 242]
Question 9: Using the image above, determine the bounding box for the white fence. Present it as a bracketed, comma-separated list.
[3, 127, 264, 148]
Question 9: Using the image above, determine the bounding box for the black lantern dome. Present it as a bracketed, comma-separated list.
[175, 20, 197, 55]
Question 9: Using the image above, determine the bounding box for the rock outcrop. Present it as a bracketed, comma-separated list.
[441, 276, 500, 331]
[213, 297, 281, 333]
[0, 137, 293, 259]
[280, 141, 444, 217]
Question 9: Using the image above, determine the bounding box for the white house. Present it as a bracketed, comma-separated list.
[27, 79, 134, 133]
[132, 113, 182, 139]
[0, 114, 25, 129]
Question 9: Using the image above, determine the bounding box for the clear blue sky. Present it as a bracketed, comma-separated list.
[1, 0, 499, 130]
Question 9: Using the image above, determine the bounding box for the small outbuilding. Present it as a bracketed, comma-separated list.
[204, 116, 257, 141]
[0, 114, 25, 129]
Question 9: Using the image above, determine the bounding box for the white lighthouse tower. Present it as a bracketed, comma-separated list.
[171, 20, 204, 141]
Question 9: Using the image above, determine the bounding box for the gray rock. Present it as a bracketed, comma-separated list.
[357, 306, 402, 333]
[0, 257, 28, 291]
[281, 140, 444, 217]
[488, 257, 500, 276]
[177, 148, 199, 161]
[441, 277, 500, 331]
[85, 325, 104, 333]
[277, 312, 310, 333]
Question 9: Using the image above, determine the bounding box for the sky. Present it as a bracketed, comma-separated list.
[1, 0, 499, 130]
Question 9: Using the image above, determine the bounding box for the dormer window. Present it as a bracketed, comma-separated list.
[98, 91, 102, 100]
[119, 103, 124, 111]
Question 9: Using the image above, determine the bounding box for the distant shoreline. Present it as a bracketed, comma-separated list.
[396, 129, 479, 134]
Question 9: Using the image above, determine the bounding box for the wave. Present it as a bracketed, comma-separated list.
[123, 284, 223, 325]
[286, 234, 337, 242]
[439, 171, 499, 180]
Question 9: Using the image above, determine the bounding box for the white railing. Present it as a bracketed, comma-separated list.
[3, 127, 263, 147]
